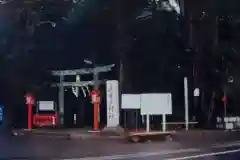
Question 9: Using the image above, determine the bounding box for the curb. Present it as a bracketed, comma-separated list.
[12, 129, 124, 140]
[68, 133, 123, 140]
[170, 130, 240, 145]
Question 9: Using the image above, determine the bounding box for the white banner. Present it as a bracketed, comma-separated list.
[106, 80, 120, 127]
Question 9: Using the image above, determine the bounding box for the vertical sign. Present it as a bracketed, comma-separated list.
[0, 105, 3, 123]
[106, 80, 119, 127]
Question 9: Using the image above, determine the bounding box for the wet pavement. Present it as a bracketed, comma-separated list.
[0, 133, 181, 159]
[126, 146, 240, 160]
[1, 129, 240, 159]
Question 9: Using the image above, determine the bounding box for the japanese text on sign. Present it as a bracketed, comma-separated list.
[106, 80, 119, 127]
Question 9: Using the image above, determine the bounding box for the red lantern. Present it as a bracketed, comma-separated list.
[222, 96, 227, 105]
[25, 93, 35, 105]
[89, 89, 100, 104]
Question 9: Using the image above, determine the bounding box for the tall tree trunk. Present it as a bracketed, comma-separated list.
[206, 91, 216, 128]
[114, 0, 133, 128]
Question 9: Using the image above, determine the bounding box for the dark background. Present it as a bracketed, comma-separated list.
[0, 0, 240, 129]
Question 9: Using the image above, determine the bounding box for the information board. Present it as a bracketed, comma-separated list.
[140, 93, 172, 115]
[121, 94, 141, 109]
[38, 101, 54, 111]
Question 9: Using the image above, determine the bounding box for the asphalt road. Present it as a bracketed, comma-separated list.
[1, 131, 240, 160]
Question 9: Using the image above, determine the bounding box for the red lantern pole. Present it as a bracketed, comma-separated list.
[93, 102, 99, 131]
[90, 89, 100, 131]
[25, 93, 34, 130]
[28, 103, 32, 129]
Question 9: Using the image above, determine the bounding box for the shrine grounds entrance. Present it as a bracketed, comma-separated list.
[63, 87, 107, 129]
[51, 65, 114, 129]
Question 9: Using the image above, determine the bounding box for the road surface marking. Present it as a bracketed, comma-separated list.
[63, 148, 201, 160]
[166, 148, 240, 160]
[63, 141, 240, 160]
[212, 141, 240, 148]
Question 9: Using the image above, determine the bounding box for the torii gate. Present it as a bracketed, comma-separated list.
[51, 64, 115, 126]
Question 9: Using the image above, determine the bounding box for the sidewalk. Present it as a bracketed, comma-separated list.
[171, 130, 240, 146]
[12, 128, 240, 143]
[12, 128, 123, 140]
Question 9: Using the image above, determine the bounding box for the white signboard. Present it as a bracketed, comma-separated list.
[140, 93, 172, 115]
[121, 94, 141, 109]
[39, 101, 54, 111]
[193, 88, 200, 97]
[106, 80, 120, 127]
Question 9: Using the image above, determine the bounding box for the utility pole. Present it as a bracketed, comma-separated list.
[59, 75, 64, 125]
[115, 0, 125, 127]
[115, 0, 134, 129]
[115, 0, 124, 92]
[184, 77, 189, 131]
